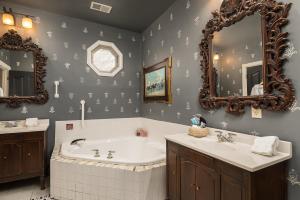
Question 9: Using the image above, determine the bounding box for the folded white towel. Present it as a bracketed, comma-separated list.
[0, 87, 3, 97]
[251, 136, 279, 157]
[25, 118, 39, 127]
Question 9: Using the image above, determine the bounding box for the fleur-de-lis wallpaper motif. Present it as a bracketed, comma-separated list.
[283, 42, 298, 59]
[290, 100, 300, 112]
[288, 169, 300, 187]
[21, 106, 28, 114]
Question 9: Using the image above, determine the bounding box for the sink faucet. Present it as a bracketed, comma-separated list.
[215, 131, 237, 143]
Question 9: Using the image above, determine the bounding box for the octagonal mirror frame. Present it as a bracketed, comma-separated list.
[87, 40, 123, 77]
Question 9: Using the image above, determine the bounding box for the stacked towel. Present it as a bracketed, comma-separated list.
[251, 136, 279, 157]
[25, 118, 39, 127]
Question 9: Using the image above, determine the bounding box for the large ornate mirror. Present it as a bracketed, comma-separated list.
[0, 30, 48, 108]
[199, 0, 295, 114]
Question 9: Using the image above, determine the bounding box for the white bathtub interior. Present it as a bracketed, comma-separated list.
[61, 137, 166, 165]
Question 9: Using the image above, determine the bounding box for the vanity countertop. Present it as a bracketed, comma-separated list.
[0, 119, 50, 134]
[165, 128, 292, 172]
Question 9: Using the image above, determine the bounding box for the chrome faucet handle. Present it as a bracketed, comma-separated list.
[227, 133, 237, 143]
[107, 150, 115, 159]
[92, 149, 100, 157]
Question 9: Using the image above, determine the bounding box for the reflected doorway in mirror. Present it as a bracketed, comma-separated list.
[242, 61, 263, 96]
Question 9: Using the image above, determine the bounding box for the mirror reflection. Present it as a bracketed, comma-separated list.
[0, 49, 34, 97]
[212, 13, 263, 97]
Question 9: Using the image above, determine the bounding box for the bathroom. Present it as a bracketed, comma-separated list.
[0, 0, 299, 199]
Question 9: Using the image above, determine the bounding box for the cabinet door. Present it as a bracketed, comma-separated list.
[180, 158, 197, 200]
[0, 143, 22, 178]
[221, 174, 243, 200]
[23, 139, 42, 174]
[168, 149, 178, 200]
[196, 164, 220, 200]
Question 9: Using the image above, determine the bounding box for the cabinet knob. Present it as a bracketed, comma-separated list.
[27, 153, 31, 157]
[196, 186, 200, 191]
[172, 170, 176, 175]
[3, 156, 7, 160]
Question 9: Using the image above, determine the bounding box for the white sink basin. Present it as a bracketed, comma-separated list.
[0, 119, 50, 134]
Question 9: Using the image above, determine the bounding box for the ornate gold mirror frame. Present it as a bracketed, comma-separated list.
[199, 0, 295, 114]
[0, 30, 48, 108]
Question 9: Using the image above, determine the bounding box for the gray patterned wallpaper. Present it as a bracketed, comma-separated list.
[0, 2, 142, 157]
[142, 0, 300, 198]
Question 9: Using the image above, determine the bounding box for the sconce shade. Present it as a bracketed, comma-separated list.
[22, 16, 33, 29]
[2, 13, 15, 26]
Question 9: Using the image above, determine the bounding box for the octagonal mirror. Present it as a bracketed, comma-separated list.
[87, 40, 123, 77]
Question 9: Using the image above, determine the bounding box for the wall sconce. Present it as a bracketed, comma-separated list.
[2, 8, 14, 26]
[22, 16, 33, 29]
[2, 7, 34, 29]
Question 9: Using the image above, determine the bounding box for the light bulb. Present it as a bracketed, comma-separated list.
[22, 16, 33, 29]
[213, 53, 220, 61]
[2, 13, 15, 26]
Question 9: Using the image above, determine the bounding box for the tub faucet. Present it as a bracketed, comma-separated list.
[71, 138, 86, 145]
[215, 131, 236, 143]
[92, 149, 100, 157]
[107, 150, 115, 159]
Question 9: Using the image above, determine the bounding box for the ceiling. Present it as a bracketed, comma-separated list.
[5, 0, 176, 32]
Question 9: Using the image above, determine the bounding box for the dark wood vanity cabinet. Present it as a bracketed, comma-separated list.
[167, 141, 287, 200]
[0, 131, 46, 189]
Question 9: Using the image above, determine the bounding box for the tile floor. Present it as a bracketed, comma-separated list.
[0, 178, 54, 200]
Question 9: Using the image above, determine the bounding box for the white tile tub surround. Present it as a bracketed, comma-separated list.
[51, 118, 186, 200]
[54, 117, 190, 146]
[51, 147, 166, 200]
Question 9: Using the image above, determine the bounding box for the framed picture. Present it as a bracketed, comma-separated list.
[143, 57, 172, 103]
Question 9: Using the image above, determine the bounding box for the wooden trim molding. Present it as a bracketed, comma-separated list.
[199, 0, 295, 114]
[0, 30, 48, 108]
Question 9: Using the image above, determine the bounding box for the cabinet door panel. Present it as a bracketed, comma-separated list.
[221, 174, 243, 200]
[180, 159, 196, 200]
[0, 143, 22, 178]
[23, 140, 42, 174]
[196, 165, 219, 200]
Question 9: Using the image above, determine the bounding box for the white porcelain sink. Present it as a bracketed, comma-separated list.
[0, 121, 25, 129]
[166, 128, 292, 172]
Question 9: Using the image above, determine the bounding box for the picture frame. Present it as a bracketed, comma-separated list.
[143, 57, 172, 103]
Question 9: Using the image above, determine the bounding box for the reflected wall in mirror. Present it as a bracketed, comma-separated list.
[0, 30, 48, 108]
[199, 0, 295, 114]
[212, 14, 263, 97]
[0, 49, 34, 97]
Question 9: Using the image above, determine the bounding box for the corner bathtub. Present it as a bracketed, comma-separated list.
[60, 137, 166, 165]
[51, 137, 167, 200]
